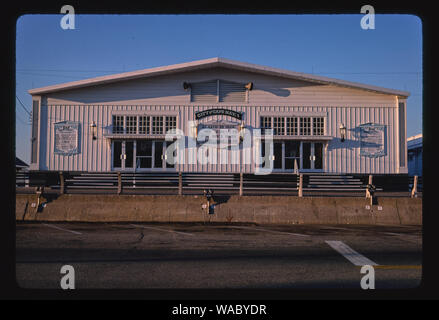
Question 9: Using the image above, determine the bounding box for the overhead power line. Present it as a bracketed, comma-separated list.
[16, 95, 31, 116]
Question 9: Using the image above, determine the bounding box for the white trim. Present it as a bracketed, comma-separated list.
[259, 111, 327, 117]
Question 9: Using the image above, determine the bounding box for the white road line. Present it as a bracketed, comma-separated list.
[42, 223, 82, 235]
[129, 224, 194, 236]
[225, 226, 309, 237]
[325, 240, 378, 266]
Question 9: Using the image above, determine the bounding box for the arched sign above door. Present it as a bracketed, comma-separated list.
[195, 108, 243, 121]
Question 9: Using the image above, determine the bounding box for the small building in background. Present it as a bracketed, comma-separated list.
[16, 157, 29, 172]
[407, 134, 422, 176]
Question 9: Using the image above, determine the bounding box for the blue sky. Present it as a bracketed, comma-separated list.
[16, 14, 422, 164]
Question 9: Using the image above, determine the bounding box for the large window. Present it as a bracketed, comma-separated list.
[260, 116, 325, 136]
[112, 115, 176, 135]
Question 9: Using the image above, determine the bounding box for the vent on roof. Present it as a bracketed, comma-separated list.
[190, 79, 247, 103]
[219, 80, 246, 102]
[191, 80, 218, 103]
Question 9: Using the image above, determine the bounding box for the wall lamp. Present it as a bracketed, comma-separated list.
[245, 82, 253, 90]
[90, 122, 97, 140]
[183, 82, 191, 90]
[339, 123, 346, 142]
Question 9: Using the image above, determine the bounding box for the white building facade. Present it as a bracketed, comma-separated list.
[28, 58, 409, 174]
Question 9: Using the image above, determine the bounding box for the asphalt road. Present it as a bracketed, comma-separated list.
[15, 222, 422, 289]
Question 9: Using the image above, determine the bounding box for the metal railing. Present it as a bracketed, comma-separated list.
[15, 170, 422, 197]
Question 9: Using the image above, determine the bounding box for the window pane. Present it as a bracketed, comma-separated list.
[303, 142, 311, 169]
[260, 117, 271, 135]
[113, 141, 122, 168]
[152, 116, 163, 134]
[273, 117, 284, 135]
[138, 157, 152, 169]
[137, 140, 152, 156]
[125, 141, 134, 168]
[286, 117, 298, 135]
[314, 143, 323, 169]
[274, 142, 282, 169]
[165, 116, 177, 133]
[139, 116, 149, 134]
[112, 115, 124, 134]
[285, 141, 300, 158]
[126, 116, 137, 134]
[313, 117, 324, 136]
[300, 118, 311, 136]
[154, 141, 163, 168]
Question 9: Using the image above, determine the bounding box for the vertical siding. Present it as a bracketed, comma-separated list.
[42, 103, 398, 173]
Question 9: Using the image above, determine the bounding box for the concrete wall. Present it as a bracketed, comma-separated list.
[16, 194, 422, 225]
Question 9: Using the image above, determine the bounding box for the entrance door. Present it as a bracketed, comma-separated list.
[136, 140, 153, 169]
[113, 141, 123, 169]
[273, 142, 283, 169]
[284, 141, 300, 171]
[112, 140, 134, 170]
[301, 142, 323, 171]
[135, 140, 172, 170]
[314, 142, 323, 170]
[302, 142, 311, 169]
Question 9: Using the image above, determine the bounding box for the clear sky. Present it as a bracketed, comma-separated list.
[15, 14, 422, 164]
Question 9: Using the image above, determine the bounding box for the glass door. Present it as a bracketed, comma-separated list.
[273, 142, 283, 170]
[301, 142, 323, 171]
[302, 142, 311, 169]
[284, 141, 300, 171]
[113, 140, 123, 170]
[136, 140, 153, 169]
[112, 140, 135, 170]
[314, 142, 323, 170]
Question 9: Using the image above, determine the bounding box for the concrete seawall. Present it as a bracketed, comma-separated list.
[15, 194, 422, 225]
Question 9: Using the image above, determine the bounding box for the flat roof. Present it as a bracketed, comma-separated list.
[407, 134, 422, 149]
[28, 57, 410, 98]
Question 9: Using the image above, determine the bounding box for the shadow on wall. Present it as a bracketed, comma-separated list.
[256, 81, 326, 98]
[327, 126, 387, 157]
[327, 137, 361, 151]
[46, 71, 329, 104]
